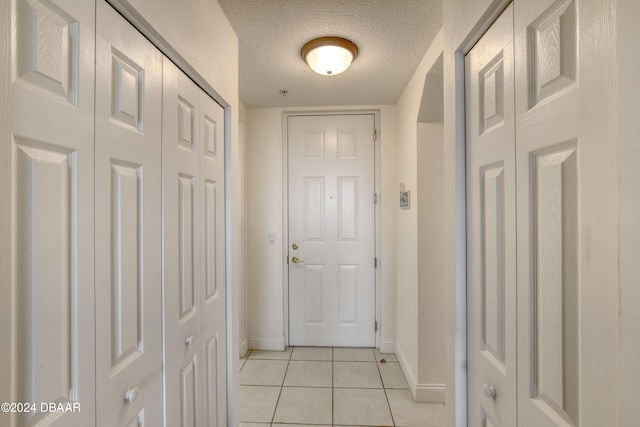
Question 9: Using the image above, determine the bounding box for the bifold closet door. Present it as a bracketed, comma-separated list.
[467, 0, 619, 426]
[163, 59, 227, 427]
[514, 0, 618, 425]
[95, 1, 163, 426]
[465, 4, 517, 427]
[0, 0, 96, 426]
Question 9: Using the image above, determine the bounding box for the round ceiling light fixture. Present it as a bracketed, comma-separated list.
[301, 37, 358, 76]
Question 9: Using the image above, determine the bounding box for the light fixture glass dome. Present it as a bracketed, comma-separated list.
[301, 37, 358, 76]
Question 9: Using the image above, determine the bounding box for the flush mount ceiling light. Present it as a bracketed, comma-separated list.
[301, 37, 358, 76]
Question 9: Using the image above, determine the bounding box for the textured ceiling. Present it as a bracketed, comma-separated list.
[217, 0, 442, 108]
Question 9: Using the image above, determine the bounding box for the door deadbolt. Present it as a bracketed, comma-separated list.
[291, 243, 298, 250]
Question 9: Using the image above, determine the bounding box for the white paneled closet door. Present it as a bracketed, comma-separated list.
[163, 59, 227, 427]
[514, 0, 619, 425]
[95, 2, 164, 426]
[465, 5, 517, 426]
[0, 0, 96, 426]
[467, 0, 619, 426]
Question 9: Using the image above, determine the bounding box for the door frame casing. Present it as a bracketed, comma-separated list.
[282, 110, 382, 348]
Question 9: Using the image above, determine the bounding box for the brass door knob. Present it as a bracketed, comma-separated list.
[291, 256, 304, 264]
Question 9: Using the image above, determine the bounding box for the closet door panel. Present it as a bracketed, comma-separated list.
[1, 0, 96, 426]
[515, 1, 579, 426]
[465, 5, 517, 426]
[515, 0, 619, 425]
[163, 59, 203, 427]
[199, 93, 226, 427]
[95, 2, 163, 426]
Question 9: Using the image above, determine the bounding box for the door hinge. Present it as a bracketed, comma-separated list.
[373, 129, 377, 142]
[374, 193, 378, 205]
[375, 320, 378, 332]
[374, 257, 378, 268]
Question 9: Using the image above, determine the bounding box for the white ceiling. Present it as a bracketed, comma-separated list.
[217, 0, 443, 108]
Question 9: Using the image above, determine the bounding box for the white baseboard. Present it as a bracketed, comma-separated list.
[415, 383, 446, 403]
[247, 335, 285, 351]
[240, 338, 249, 358]
[379, 338, 396, 354]
[394, 342, 418, 399]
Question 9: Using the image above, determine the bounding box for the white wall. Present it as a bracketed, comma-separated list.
[617, 0, 640, 424]
[239, 102, 248, 358]
[105, 0, 242, 424]
[393, 29, 444, 402]
[245, 107, 286, 350]
[244, 106, 397, 352]
[417, 122, 446, 402]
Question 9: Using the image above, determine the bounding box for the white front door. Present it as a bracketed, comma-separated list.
[95, 2, 163, 425]
[287, 114, 376, 347]
[465, 5, 517, 426]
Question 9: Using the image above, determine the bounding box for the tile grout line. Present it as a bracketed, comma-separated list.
[331, 347, 334, 427]
[376, 351, 397, 427]
[269, 347, 293, 426]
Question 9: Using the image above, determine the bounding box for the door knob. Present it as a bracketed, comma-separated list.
[483, 383, 496, 399]
[291, 256, 304, 264]
[125, 386, 140, 403]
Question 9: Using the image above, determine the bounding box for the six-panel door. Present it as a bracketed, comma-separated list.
[287, 114, 376, 347]
[95, 2, 164, 425]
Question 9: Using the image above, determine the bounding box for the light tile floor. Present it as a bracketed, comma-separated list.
[239, 347, 445, 427]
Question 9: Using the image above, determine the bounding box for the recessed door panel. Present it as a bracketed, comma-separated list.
[110, 162, 142, 369]
[180, 358, 198, 427]
[205, 335, 220, 427]
[204, 180, 218, 301]
[338, 265, 358, 324]
[17, 0, 78, 104]
[480, 163, 506, 366]
[304, 177, 325, 242]
[304, 265, 325, 324]
[179, 174, 197, 319]
[529, 0, 577, 107]
[532, 144, 579, 423]
[15, 141, 73, 416]
[111, 50, 143, 131]
[338, 177, 358, 241]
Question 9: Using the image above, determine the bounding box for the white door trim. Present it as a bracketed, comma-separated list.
[282, 110, 382, 349]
